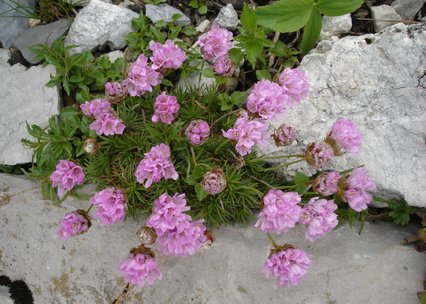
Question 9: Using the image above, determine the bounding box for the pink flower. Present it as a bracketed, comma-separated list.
[89, 112, 125, 136]
[246, 80, 288, 119]
[312, 171, 340, 196]
[278, 68, 309, 107]
[300, 197, 338, 241]
[90, 188, 127, 226]
[255, 190, 302, 233]
[123, 54, 162, 97]
[135, 144, 179, 188]
[197, 24, 233, 62]
[185, 120, 210, 145]
[201, 169, 227, 195]
[263, 248, 310, 287]
[119, 253, 162, 286]
[222, 111, 269, 156]
[80, 98, 112, 118]
[305, 142, 334, 168]
[57, 211, 90, 240]
[146, 193, 191, 233]
[105, 82, 127, 104]
[327, 118, 362, 154]
[345, 188, 373, 212]
[152, 92, 180, 125]
[149, 39, 187, 70]
[346, 168, 376, 192]
[273, 124, 296, 147]
[50, 160, 85, 197]
[343, 168, 376, 211]
[213, 55, 235, 76]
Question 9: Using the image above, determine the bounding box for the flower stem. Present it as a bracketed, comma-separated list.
[253, 154, 305, 162]
[262, 159, 305, 171]
[86, 204, 94, 213]
[190, 146, 197, 165]
[249, 175, 276, 190]
[266, 233, 278, 248]
[211, 109, 240, 129]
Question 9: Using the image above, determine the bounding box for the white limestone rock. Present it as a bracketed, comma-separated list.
[392, 0, 425, 20]
[145, 4, 191, 26]
[371, 5, 402, 32]
[259, 23, 426, 208]
[214, 4, 239, 30]
[66, 0, 111, 6]
[0, 64, 59, 165]
[0, 0, 34, 48]
[177, 61, 216, 90]
[0, 49, 11, 66]
[105, 50, 124, 62]
[65, 0, 138, 54]
[320, 14, 352, 39]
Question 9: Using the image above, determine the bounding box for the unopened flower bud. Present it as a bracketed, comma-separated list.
[272, 124, 296, 147]
[105, 82, 127, 104]
[83, 138, 99, 155]
[201, 169, 227, 195]
[137, 226, 157, 245]
[204, 230, 216, 246]
[305, 142, 334, 168]
[311, 171, 340, 196]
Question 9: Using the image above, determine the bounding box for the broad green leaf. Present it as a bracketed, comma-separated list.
[316, 0, 363, 16]
[241, 3, 257, 32]
[417, 292, 426, 304]
[243, 39, 263, 67]
[198, 4, 207, 14]
[228, 48, 244, 65]
[201, 66, 215, 78]
[255, 0, 314, 33]
[256, 69, 271, 80]
[301, 8, 323, 54]
[230, 91, 247, 106]
[195, 184, 208, 201]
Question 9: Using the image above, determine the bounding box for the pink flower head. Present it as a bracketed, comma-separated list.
[89, 112, 125, 136]
[305, 142, 334, 168]
[255, 190, 302, 233]
[57, 211, 90, 240]
[152, 92, 180, 125]
[327, 118, 362, 154]
[263, 248, 310, 287]
[119, 253, 162, 286]
[80, 98, 112, 118]
[149, 39, 187, 70]
[50, 160, 85, 197]
[146, 193, 191, 233]
[123, 54, 162, 96]
[90, 187, 127, 226]
[222, 111, 269, 156]
[246, 80, 288, 119]
[105, 82, 127, 104]
[135, 143, 179, 188]
[347, 168, 376, 192]
[156, 219, 207, 257]
[273, 124, 296, 147]
[213, 55, 235, 76]
[313, 171, 340, 196]
[278, 68, 309, 107]
[197, 24, 233, 62]
[185, 120, 210, 145]
[345, 188, 373, 212]
[343, 168, 376, 211]
[201, 169, 227, 195]
[300, 197, 338, 241]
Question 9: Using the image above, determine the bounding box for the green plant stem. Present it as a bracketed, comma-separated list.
[253, 154, 305, 162]
[86, 204, 94, 213]
[190, 146, 197, 165]
[266, 233, 278, 247]
[249, 175, 276, 189]
[262, 159, 305, 171]
[198, 60, 205, 86]
[211, 109, 240, 128]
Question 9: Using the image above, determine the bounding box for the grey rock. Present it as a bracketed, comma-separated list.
[145, 4, 191, 26]
[0, 49, 11, 66]
[392, 0, 425, 20]
[0, 0, 34, 48]
[371, 5, 402, 32]
[13, 19, 70, 64]
[320, 14, 352, 39]
[105, 50, 124, 62]
[214, 4, 239, 30]
[177, 61, 216, 90]
[0, 64, 59, 165]
[196, 19, 211, 33]
[65, 0, 138, 54]
[66, 0, 111, 6]
[0, 173, 424, 303]
[260, 23, 426, 208]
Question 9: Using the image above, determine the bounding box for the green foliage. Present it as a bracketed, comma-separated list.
[189, 0, 208, 15]
[375, 198, 416, 226]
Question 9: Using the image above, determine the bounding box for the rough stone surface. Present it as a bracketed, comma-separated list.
[177, 61, 216, 90]
[371, 5, 402, 32]
[0, 49, 11, 66]
[105, 50, 124, 62]
[259, 24, 426, 208]
[145, 4, 191, 26]
[214, 3, 239, 30]
[14, 19, 70, 64]
[65, 0, 138, 54]
[0, 173, 424, 303]
[320, 14, 352, 39]
[66, 0, 111, 6]
[0, 0, 34, 48]
[0, 64, 59, 165]
[196, 19, 211, 33]
[392, 0, 425, 20]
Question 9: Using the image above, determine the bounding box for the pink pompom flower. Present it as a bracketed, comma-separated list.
[312, 171, 340, 196]
[105, 82, 127, 104]
[213, 55, 236, 76]
[119, 249, 162, 286]
[201, 169, 227, 195]
[255, 190, 302, 233]
[300, 197, 338, 241]
[152, 92, 180, 125]
[246, 80, 288, 119]
[326, 118, 362, 155]
[149, 39, 187, 70]
[222, 111, 269, 156]
[80, 98, 112, 118]
[342, 168, 376, 211]
[272, 124, 297, 147]
[185, 120, 210, 145]
[89, 112, 125, 136]
[90, 187, 127, 226]
[263, 247, 310, 287]
[305, 142, 334, 168]
[278, 68, 309, 107]
[50, 160, 85, 197]
[57, 210, 91, 240]
[197, 24, 233, 62]
[135, 143, 179, 188]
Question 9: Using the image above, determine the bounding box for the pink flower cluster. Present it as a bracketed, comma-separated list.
[123, 54, 162, 97]
[147, 193, 207, 257]
[149, 40, 187, 70]
[197, 25, 233, 62]
[305, 142, 334, 168]
[119, 253, 162, 286]
[300, 197, 338, 241]
[50, 160, 85, 197]
[273, 124, 296, 147]
[105, 81, 127, 103]
[222, 111, 269, 156]
[278, 68, 309, 107]
[57, 211, 90, 240]
[81, 98, 125, 136]
[80, 98, 112, 117]
[344, 168, 376, 211]
[328, 118, 362, 154]
[90, 187, 127, 226]
[185, 120, 210, 145]
[263, 248, 310, 287]
[152, 92, 180, 125]
[246, 80, 288, 119]
[255, 190, 302, 233]
[213, 55, 235, 76]
[135, 144, 178, 188]
[313, 171, 340, 196]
